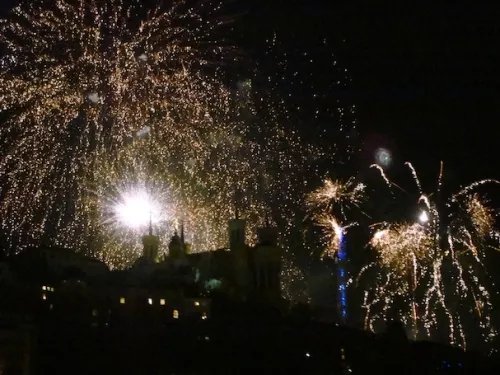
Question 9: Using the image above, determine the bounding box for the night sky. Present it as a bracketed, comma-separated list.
[339, 5, 500, 185]
[241, 2, 500, 186]
[1, 1, 498, 183]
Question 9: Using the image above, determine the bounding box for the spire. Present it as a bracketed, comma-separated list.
[180, 220, 185, 243]
[142, 211, 159, 262]
[234, 189, 241, 219]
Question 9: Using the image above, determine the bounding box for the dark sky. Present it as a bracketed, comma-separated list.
[2, 1, 499, 185]
[336, 5, 500, 185]
[250, 2, 500, 184]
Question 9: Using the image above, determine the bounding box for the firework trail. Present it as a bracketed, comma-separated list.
[0, 0, 233, 253]
[0, 0, 357, 268]
[84, 129, 309, 267]
[307, 178, 366, 322]
[362, 162, 500, 350]
[307, 178, 365, 257]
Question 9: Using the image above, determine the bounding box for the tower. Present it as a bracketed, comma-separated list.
[254, 220, 282, 298]
[142, 219, 159, 262]
[228, 218, 246, 250]
[228, 201, 246, 250]
[168, 231, 184, 259]
[168, 221, 191, 259]
[179, 221, 191, 254]
[336, 230, 348, 323]
[227, 206, 251, 291]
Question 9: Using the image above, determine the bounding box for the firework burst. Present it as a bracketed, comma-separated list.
[0, 0, 357, 269]
[361, 162, 500, 350]
[307, 178, 366, 257]
[0, 0, 235, 252]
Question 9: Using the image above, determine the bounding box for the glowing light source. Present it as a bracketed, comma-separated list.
[419, 211, 429, 224]
[113, 189, 161, 230]
[337, 229, 348, 321]
[0, 0, 357, 270]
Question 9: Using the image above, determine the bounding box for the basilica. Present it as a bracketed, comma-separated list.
[0, 215, 284, 329]
[132, 216, 283, 302]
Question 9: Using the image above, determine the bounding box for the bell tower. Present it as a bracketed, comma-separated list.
[168, 221, 191, 258]
[254, 217, 282, 298]
[142, 218, 159, 262]
[228, 203, 246, 250]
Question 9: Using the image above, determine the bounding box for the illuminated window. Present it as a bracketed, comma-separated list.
[160, 299, 166, 305]
[42, 293, 47, 300]
[148, 298, 153, 305]
[50, 287, 55, 292]
[173, 310, 179, 319]
[201, 312, 207, 320]
[42, 286, 47, 291]
[92, 309, 98, 317]
[194, 301, 200, 306]
[49, 304, 53, 310]
[119, 297, 126, 304]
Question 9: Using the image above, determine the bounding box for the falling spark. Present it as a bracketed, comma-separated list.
[307, 178, 365, 257]
[361, 162, 500, 351]
[307, 178, 366, 322]
[0, 0, 358, 267]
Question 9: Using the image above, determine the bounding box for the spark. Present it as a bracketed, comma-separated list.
[281, 258, 309, 304]
[361, 162, 500, 351]
[0, 0, 235, 259]
[307, 178, 365, 257]
[0, 0, 358, 267]
[307, 178, 366, 323]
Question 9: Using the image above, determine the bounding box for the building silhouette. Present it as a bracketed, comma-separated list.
[0, 215, 495, 374]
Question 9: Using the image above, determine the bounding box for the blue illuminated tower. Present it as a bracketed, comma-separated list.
[337, 230, 348, 322]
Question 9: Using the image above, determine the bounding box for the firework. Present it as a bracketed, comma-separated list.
[0, 0, 233, 251]
[370, 223, 433, 282]
[361, 162, 500, 350]
[307, 178, 365, 257]
[0, 0, 357, 269]
[307, 178, 365, 322]
[281, 258, 309, 304]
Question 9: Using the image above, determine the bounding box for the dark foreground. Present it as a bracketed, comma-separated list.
[2, 315, 498, 375]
